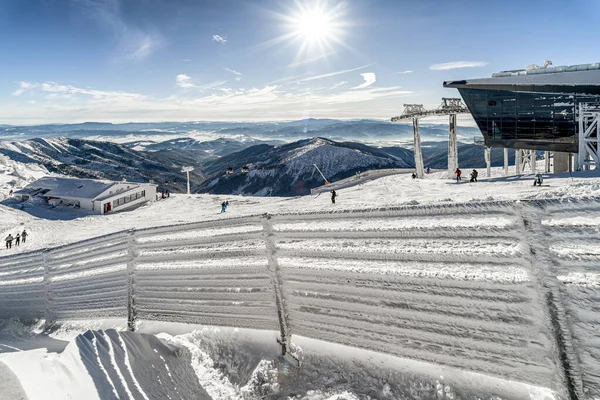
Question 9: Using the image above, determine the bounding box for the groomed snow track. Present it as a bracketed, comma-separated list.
[1, 198, 600, 398]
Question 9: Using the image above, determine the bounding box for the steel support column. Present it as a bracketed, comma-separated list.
[484, 147, 491, 178]
[504, 148, 509, 175]
[448, 114, 458, 178]
[413, 117, 424, 178]
[578, 103, 600, 171]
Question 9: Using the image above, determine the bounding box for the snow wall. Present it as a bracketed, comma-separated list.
[1, 199, 600, 397]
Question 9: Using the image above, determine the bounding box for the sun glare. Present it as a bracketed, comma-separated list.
[295, 9, 332, 42]
[267, 0, 350, 64]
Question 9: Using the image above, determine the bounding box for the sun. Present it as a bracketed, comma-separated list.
[294, 8, 334, 43]
[266, 0, 350, 63]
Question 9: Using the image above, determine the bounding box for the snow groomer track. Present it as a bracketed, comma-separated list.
[1, 198, 600, 397]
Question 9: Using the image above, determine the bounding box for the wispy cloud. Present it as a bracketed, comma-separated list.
[299, 64, 373, 83]
[224, 68, 243, 81]
[352, 73, 376, 90]
[180, 59, 192, 62]
[12, 80, 144, 100]
[268, 73, 312, 85]
[394, 70, 413, 74]
[429, 61, 488, 70]
[12, 81, 36, 96]
[287, 51, 338, 67]
[212, 34, 227, 44]
[176, 74, 194, 88]
[331, 81, 348, 89]
[75, 0, 163, 61]
[123, 33, 162, 60]
[7, 79, 412, 123]
[199, 80, 228, 90]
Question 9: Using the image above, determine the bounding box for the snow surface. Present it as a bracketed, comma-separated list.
[1, 159, 600, 399]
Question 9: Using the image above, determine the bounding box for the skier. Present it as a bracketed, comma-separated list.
[533, 174, 543, 186]
[21, 230, 27, 244]
[5, 234, 13, 249]
[330, 189, 337, 204]
[9, 189, 13, 197]
[15, 233, 20, 246]
[220, 201, 227, 213]
[455, 168, 462, 182]
[411, 173, 417, 180]
[472, 169, 478, 182]
[426, 167, 431, 174]
[166, 190, 170, 198]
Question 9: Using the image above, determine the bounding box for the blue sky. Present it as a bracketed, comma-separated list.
[0, 0, 598, 124]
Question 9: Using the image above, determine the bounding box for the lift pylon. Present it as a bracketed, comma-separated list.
[392, 98, 470, 178]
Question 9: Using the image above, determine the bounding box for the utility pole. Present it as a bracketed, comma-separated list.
[181, 166, 194, 194]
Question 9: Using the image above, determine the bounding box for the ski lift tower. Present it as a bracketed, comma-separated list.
[578, 102, 600, 170]
[392, 98, 470, 178]
[181, 166, 194, 195]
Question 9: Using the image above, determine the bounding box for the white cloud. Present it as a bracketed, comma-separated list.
[299, 64, 373, 83]
[287, 51, 338, 67]
[224, 68, 242, 76]
[429, 61, 488, 70]
[5, 79, 413, 123]
[176, 74, 194, 88]
[212, 34, 227, 44]
[180, 59, 192, 62]
[11, 80, 144, 101]
[122, 33, 162, 60]
[224, 68, 242, 81]
[394, 70, 413, 74]
[12, 81, 36, 96]
[352, 73, 376, 90]
[199, 80, 228, 90]
[331, 81, 348, 89]
[75, 0, 162, 61]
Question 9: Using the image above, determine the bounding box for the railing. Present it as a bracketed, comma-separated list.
[1, 198, 600, 394]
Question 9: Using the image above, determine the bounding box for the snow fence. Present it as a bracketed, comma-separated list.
[1, 198, 600, 396]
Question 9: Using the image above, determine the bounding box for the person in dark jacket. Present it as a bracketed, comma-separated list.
[5, 234, 13, 249]
[15, 233, 20, 246]
[21, 230, 28, 244]
[330, 190, 337, 204]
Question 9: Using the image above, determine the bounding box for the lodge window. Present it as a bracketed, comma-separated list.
[112, 190, 147, 209]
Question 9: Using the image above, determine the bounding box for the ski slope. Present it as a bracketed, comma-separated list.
[1, 165, 600, 399]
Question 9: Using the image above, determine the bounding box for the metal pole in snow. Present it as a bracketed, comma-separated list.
[313, 164, 329, 184]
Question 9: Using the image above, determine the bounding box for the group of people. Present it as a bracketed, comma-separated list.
[5, 230, 28, 249]
[454, 168, 479, 183]
[160, 190, 170, 199]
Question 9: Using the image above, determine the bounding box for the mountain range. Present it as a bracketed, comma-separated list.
[0, 119, 481, 144]
[0, 135, 517, 197]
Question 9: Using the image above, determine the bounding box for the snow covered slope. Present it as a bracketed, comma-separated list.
[0, 137, 205, 192]
[201, 137, 412, 196]
[1, 168, 600, 398]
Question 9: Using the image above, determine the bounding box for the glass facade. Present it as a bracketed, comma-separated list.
[459, 88, 600, 153]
